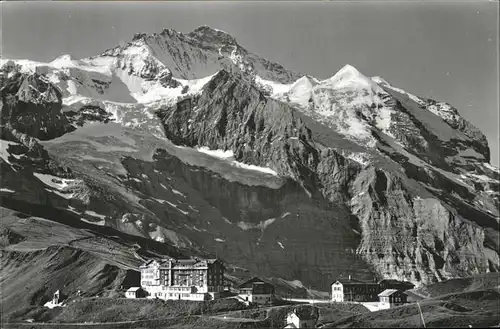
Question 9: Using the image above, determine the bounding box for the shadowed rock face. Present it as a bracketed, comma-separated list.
[1, 72, 75, 140]
[119, 149, 371, 288]
[157, 70, 499, 286]
[158, 70, 324, 191]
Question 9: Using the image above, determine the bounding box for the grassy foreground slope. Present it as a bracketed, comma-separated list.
[326, 288, 500, 328]
[0, 206, 187, 322]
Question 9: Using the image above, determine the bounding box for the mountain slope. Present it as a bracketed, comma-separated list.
[159, 69, 499, 284]
[1, 26, 499, 314]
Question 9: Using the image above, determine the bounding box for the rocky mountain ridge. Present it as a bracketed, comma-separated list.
[1, 26, 499, 312]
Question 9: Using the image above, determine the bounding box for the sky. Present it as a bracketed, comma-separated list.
[1, 1, 498, 165]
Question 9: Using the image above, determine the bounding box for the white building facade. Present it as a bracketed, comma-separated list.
[140, 257, 225, 301]
[331, 281, 344, 302]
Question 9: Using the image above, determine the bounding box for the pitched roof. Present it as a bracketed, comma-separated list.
[176, 258, 198, 264]
[237, 277, 274, 289]
[140, 259, 157, 267]
[126, 287, 142, 292]
[378, 279, 402, 285]
[332, 278, 375, 285]
[378, 289, 400, 297]
[141, 257, 222, 268]
[158, 259, 172, 266]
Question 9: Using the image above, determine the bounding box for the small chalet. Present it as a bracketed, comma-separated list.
[53, 290, 61, 304]
[52, 290, 69, 304]
[237, 277, 275, 305]
[378, 289, 407, 309]
[284, 307, 319, 328]
[125, 287, 147, 299]
[44, 290, 67, 309]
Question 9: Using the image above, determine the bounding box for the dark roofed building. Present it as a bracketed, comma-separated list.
[331, 275, 416, 303]
[331, 276, 379, 302]
[237, 277, 275, 305]
[378, 289, 407, 309]
[378, 279, 415, 291]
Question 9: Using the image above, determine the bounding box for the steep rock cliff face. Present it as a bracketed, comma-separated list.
[158, 71, 324, 191]
[158, 70, 498, 285]
[118, 150, 371, 288]
[0, 71, 75, 140]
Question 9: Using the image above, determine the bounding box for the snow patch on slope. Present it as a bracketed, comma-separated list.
[196, 147, 278, 176]
[483, 163, 500, 173]
[255, 75, 292, 96]
[2, 57, 216, 107]
[133, 72, 216, 104]
[237, 218, 277, 231]
[34, 173, 78, 190]
[85, 210, 107, 219]
[44, 300, 65, 309]
[0, 140, 19, 165]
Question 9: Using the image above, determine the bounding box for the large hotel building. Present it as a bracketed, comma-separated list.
[140, 257, 225, 300]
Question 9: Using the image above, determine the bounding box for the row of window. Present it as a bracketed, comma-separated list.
[141, 281, 159, 286]
[381, 296, 403, 303]
[153, 292, 191, 298]
[253, 296, 271, 301]
[344, 288, 377, 293]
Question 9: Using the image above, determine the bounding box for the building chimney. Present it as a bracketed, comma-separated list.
[348, 275, 351, 281]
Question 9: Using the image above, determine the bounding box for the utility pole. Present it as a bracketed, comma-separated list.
[416, 301, 426, 328]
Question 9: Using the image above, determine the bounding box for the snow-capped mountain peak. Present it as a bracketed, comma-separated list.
[323, 64, 382, 93]
[50, 54, 73, 66]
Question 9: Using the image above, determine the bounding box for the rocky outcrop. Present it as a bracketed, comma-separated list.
[65, 105, 114, 127]
[0, 71, 75, 140]
[157, 68, 181, 88]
